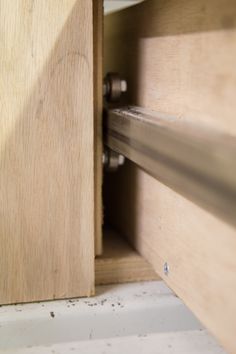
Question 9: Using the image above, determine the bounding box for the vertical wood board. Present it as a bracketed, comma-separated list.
[0, 0, 96, 304]
[105, 1, 236, 352]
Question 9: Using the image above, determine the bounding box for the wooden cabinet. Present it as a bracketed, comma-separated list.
[1, 1, 236, 353]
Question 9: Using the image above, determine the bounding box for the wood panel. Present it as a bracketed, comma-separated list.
[0, 0, 98, 304]
[105, 0, 236, 133]
[95, 228, 159, 285]
[105, 1, 236, 352]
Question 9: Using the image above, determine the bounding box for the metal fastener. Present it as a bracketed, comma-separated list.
[163, 262, 169, 276]
[103, 72, 127, 102]
[103, 148, 125, 172]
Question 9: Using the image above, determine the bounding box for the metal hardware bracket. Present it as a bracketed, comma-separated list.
[104, 105, 236, 228]
[103, 72, 127, 171]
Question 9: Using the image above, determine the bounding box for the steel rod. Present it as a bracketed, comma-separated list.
[104, 106, 236, 228]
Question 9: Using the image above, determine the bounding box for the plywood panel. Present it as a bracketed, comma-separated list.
[105, 1, 236, 352]
[0, 0, 97, 304]
[105, 0, 236, 133]
[95, 228, 159, 285]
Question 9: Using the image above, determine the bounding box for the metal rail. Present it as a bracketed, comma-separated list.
[104, 106, 236, 228]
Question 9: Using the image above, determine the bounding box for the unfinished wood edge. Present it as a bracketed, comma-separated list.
[95, 258, 159, 286]
[93, 0, 103, 255]
[95, 228, 160, 285]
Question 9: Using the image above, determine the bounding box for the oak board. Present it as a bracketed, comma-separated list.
[0, 0, 99, 304]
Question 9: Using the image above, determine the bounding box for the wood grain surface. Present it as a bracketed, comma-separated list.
[95, 228, 159, 285]
[0, 0, 97, 304]
[104, 1, 236, 352]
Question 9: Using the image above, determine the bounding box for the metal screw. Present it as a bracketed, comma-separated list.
[102, 151, 108, 165]
[103, 148, 125, 172]
[103, 72, 127, 102]
[163, 262, 169, 276]
[118, 154, 125, 166]
[120, 80, 127, 93]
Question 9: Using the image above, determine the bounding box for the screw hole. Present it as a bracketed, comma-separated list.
[163, 262, 169, 276]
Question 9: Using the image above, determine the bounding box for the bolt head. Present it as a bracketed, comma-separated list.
[120, 80, 127, 93]
[118, 154, 125, 166]
[102, 151, 108, 165]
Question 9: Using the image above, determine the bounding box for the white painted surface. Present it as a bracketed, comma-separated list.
[6, 331, 226, 354]
[0, 281, 225, 353]
[104, 0, 143, 14]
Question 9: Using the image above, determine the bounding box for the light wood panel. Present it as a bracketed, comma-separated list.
[0, 0, 98, 304]
[105, 1, 236, 353]
[105, 0, 236, 133]
[95, 228, 159, 285]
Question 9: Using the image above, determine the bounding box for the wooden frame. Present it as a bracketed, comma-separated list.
[0, 0, 102, 304]
[95, 228, 159, 285]
[104, 1, 236, 352]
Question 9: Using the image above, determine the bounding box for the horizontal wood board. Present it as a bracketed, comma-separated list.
[95, 228, 159, 285]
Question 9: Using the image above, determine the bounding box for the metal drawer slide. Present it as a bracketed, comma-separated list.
[104, 106, 236, 227]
